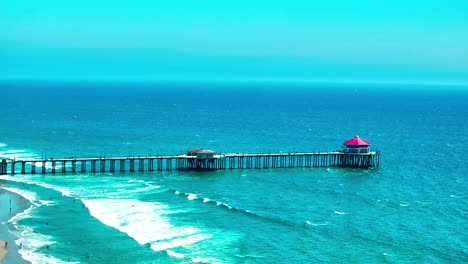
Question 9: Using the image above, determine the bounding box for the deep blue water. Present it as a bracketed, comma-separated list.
[0, 80, 467, 263]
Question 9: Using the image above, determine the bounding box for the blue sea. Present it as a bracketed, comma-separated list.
[0, 80, 467, 263]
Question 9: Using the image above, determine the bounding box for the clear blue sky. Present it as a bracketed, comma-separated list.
[1, 0, 467, 84]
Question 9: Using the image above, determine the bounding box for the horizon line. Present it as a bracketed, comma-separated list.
[1, 75, 467, 88]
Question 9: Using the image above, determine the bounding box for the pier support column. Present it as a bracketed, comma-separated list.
[157, 159, 163, 171]
[62, 161, 67, 173]
[138, 159, 144, 172]
[11, 162, 15, 174]
[148, 159, 154, 171]
[42, 162, 46, 174]
[166, 158, 172, 171]
[0, 160, 6, 175]
[110, 160, 115, 172]
[21, 162, 26, 174]
[100, 159, 106, 172]
[31, 162, 36, 174]
[91, 160, 96, 173]
[129, 159, 134, 172]
[81, 161, 86, 172]
[120, 160, 125, 172]
[51, 161, 56, 173]
[72, 161, 76, 173]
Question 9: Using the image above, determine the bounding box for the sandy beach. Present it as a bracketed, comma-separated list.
[0, 240, 7, 264]
[0, 187, 31, 264]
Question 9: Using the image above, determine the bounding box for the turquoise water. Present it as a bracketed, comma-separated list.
[0, 81, 467, 263]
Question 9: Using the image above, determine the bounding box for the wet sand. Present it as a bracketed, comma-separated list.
[0, 187, 31, 264]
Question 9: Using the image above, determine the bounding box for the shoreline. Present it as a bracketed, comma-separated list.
[0, 187, 32, 264]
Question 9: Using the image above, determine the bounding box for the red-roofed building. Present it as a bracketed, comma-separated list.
[342, 135, 371, 153]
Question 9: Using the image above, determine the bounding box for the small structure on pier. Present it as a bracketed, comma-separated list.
[187, 148, 203, 156]
[342, 135, 371, 153]
[196, 150, 216, 159]
[186, 148, 216, 159]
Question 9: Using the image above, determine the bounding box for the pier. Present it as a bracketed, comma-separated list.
[0, 136, 380, 175]
[0, 151, 379, 175]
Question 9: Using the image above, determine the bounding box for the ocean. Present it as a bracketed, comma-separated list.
[0, 80, 467, 263]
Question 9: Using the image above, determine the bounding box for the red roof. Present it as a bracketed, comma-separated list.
[343, 135, 370, 146]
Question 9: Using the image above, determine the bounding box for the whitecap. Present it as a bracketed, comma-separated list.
[187, 193, 197, 200]
[39, 200, 55, 206]
[334, 211, 347, 215]
[192, 257, 217, 263]
[151, 233, 212, 252]
[399, 203, 410, 207]
[166, 249, 185, 259]
[305, 220, 328, 226]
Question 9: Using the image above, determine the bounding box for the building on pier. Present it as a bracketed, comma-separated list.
[187, 148, 203, 156]
[196, 150, 216, 159]
[342, 135, 371, 153]
[186, 148, 217, 159]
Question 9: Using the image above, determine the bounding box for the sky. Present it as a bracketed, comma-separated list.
[1, 0, 467, 84]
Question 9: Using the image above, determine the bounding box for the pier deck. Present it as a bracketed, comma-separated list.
[0, 151, 379, 175]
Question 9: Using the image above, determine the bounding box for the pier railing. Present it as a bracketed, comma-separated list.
[0, 151, 379, 175]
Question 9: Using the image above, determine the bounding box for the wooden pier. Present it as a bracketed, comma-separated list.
[0, 151, 379, 175]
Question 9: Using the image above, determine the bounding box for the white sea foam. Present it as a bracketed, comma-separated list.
[192, 257, 218, 263]
[35, 183, 73, 197]
[0, 143, 7, 148]
[151, 233, 212, 251]
[0, 176, 74, 197]
[24, 161, 58, 170]
[1, 186, 41, 206]
[39, 200, 56, 206]
[0, 149, 39, 159]
[14, 226, 77, 264]
[81, 198, 209, 250]
[187, 193, 197, 200]
[305, 220, 328, 226]
[334, 211, 347, 215]
[166, 249, 185, 259]
[399, 203, 410, 207]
